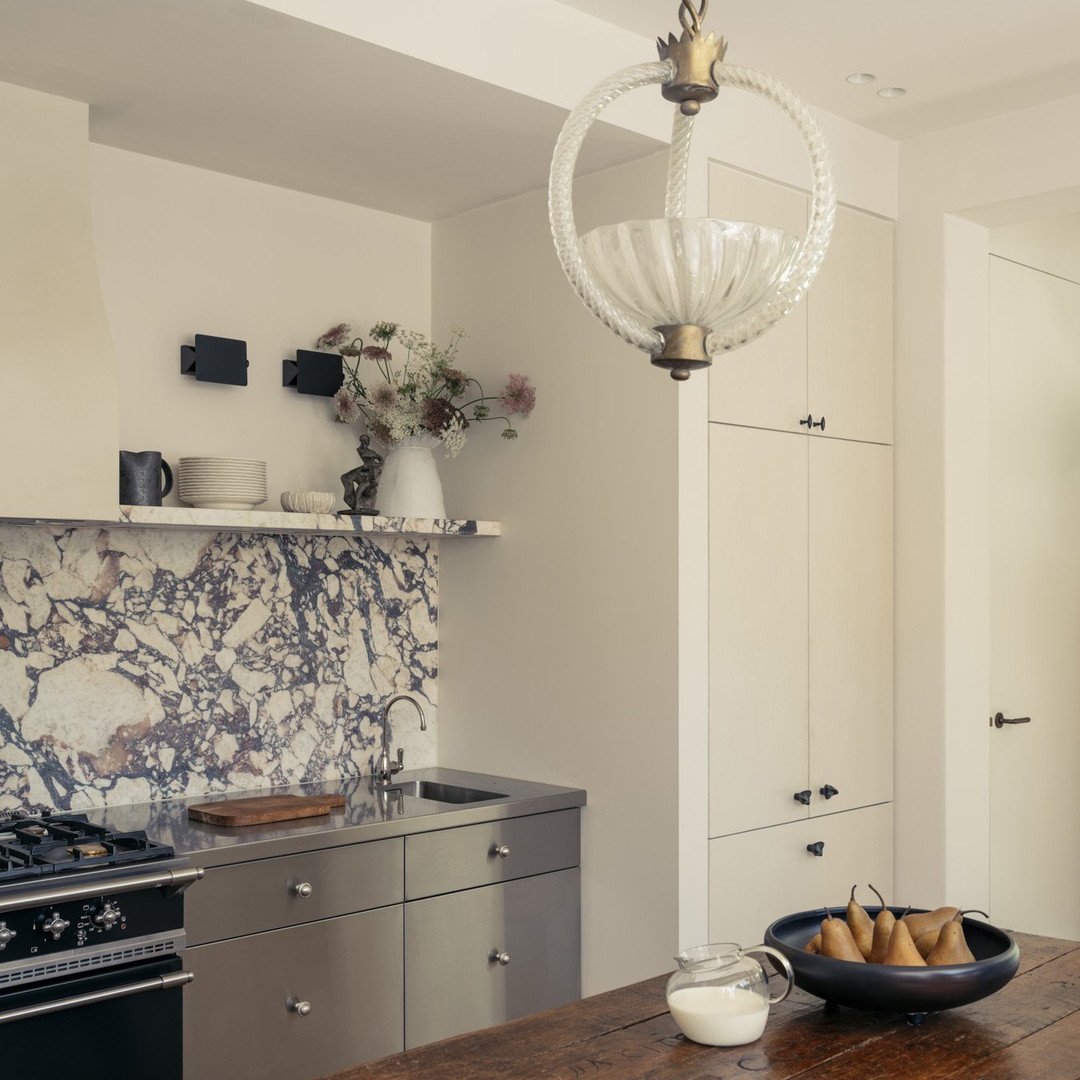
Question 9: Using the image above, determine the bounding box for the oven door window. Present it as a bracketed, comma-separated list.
[0, 955, 184, 1080]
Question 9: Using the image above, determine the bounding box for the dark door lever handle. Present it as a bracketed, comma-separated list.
[992, 712, 1032, 728]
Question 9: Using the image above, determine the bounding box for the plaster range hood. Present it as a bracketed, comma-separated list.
[0, 82, 119, 521]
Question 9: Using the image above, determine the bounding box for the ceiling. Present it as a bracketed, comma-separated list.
[0, 1, 1077, 222]
[560, 0, 1080, 139]
[0, 0, 662, 222]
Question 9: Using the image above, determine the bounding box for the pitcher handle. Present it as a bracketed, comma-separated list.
[160, 459, 174, 500]
[744, 944, 794, 1004]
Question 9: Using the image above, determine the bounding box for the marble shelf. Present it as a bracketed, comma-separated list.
[0, 506, 501, 538]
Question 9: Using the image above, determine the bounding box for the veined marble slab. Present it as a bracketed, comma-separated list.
[118, 506, 501, 537]
[0, 523, 438, 810]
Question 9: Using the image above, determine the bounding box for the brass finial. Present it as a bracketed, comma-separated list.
[656, 0, 728, 115]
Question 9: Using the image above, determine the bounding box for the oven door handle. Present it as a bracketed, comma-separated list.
[0, 970, 194, 1025]
[0, 866, 204, 914]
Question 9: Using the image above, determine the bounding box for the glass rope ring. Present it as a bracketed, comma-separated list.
[548, 54, 837, 380]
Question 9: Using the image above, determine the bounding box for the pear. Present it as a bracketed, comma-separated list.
[845, 884, 875, 959]
[914, 928, 940, 959]
[866, 883, 897, 965]
[902, 906, 987, 941]
[926, 910, 977, 965]
[820, 908, 866, 963]
[805, 932, 822, 954]
[882, 917, 927, 966]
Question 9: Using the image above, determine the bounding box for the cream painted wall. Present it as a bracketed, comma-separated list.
[896, 93, 1080, 911]
[433, 152, 680, 996]
[990, 212, 1080, 283]
[89, 145, 431, 506]
[0, 82, 117, 520]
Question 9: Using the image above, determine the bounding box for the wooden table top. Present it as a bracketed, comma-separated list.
[318, 931, 1080, 1080]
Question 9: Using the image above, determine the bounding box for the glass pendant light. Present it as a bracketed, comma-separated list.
[549, 0, 836, 380]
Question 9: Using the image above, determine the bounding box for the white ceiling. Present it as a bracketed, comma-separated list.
[560, 0, 1080, 139]
[0, 0, 663, 222]
[1, 0, 1077, 221]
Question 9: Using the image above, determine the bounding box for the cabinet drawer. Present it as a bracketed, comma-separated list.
[184, 906, 403, 1080]
[405, 867, 580, 1048]
[708, 803, 893, 947]
[186, 837, 403, 945]
[404, 809, 579, 900]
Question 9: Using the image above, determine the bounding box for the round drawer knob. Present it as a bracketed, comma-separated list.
[293, 882, 313, 899]
[291, 1000, 312, 1017]
[492, 844, 511, 859]
[490, 950, 511, 966]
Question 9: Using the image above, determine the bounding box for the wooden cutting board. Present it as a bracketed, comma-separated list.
[187, 793, 347, 826]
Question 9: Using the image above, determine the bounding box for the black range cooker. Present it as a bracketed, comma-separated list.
[0, 811, 202, 1080]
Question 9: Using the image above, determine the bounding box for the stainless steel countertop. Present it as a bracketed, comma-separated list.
[81, 768, 587, 869]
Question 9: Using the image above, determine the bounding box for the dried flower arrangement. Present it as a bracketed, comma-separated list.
[315, 322, 535, 457]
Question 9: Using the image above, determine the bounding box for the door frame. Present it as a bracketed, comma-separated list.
[895, 98, 1080, 911]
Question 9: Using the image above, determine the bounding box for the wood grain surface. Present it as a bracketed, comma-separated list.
[187, 793, 346, 826]
[314, 931, 1080, 1080]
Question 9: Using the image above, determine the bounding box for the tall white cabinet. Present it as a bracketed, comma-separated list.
[706, 165, 895, 946]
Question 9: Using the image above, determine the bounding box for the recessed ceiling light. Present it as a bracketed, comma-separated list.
[877, 86, 907, 99]
[846, 73, 876, 85]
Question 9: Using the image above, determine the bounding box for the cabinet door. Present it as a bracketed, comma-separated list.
[404, 868, 580, 1049]
[708, 803, 893, 947]
[807, 206, 894, 444]
[708, 164, 808, 431]
[184, 906, 403, 1080]
[709, 424, 809, 836]
[808, 439, 893, 815]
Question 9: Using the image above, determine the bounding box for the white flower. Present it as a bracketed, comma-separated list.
[441, 416, 468, 458]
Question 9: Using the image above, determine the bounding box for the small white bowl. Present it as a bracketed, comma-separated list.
[280, 491, 337, 514]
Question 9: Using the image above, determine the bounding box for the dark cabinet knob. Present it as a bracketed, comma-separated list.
[799, 414, 813, 428]
[806, 841, 825, 857]
[812, 416, 826, 430]
[819, 784, 839, 799]
[793, 789, 812, 805]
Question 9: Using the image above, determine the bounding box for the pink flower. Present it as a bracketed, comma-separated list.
[362, 345, 392, 363]
[370, 383, 399, 409]
[315, 323, 351, 351]
[498, 374, 536, 417]
[334, 388, 361, 424]
[422, 397, 457, 433]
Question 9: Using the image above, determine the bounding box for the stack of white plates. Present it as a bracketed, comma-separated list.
[178, 457, 268, 510]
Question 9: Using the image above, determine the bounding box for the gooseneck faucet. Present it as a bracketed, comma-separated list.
[373, 694, 427, 787]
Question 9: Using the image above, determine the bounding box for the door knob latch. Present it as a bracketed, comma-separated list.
[991, 712, 1032, 729]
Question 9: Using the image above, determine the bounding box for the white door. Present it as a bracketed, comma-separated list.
[989, 254, 1080, 939]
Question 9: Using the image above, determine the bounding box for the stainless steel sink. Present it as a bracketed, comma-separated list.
[388, 780, 507, 804]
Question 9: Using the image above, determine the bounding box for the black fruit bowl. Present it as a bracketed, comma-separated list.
[764, 907, 1020, 1015]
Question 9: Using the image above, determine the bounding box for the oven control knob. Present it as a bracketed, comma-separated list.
[93, 902, 123, 930]
[0, 921, 16, 949]
[41, 913, 70, 940]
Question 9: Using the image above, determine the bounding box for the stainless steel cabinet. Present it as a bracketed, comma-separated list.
[184, 906, 403, 1080]
[184, 838, 405, 1080]
[182, 809, 582, 1078]
[405, 867, 581, 1049]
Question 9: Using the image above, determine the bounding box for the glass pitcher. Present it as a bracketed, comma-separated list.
[665, 942, 794, 1047]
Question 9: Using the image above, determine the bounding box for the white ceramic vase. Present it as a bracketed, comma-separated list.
[377, 434, 446, 519]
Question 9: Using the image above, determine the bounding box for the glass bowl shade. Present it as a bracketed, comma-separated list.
[580, 218, 799, 332]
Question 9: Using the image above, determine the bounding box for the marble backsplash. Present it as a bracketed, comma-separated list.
[0, 525, 438, 811]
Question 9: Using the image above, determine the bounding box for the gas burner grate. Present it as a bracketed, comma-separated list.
[0, 813, 176, 882]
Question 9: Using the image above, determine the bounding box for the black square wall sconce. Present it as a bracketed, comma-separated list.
[180, 334, 249, 386]
[282, 350, 345, 397]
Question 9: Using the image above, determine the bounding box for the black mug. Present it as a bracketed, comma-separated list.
[119, 450, 174, 506]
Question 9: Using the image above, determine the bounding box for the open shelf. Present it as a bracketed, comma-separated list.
[118, 506, 501, 537]
[0, 507, 501, 538]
